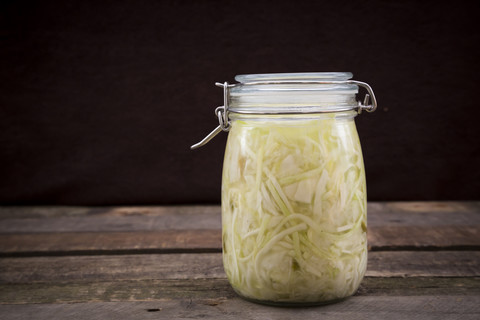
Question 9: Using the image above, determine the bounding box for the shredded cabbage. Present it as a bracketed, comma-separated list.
[221, 113, 367, 304]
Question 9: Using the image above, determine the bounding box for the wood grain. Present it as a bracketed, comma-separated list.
[1, 203, 478, 256]
[0, 206, 222, 219]
[1, 202, 478, 233]
[2, 252, 479, 285]
[0, 230, 222, 256]
[1, 278, 479, 304]
[0, 287, 479, 319]
[0, 206, 222, 233]
[0, 203, 478, 319]
[1, 225, 479, 256]
[368, 225, 480, 250]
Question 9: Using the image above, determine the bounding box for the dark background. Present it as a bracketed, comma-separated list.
[1, 0, 479, 205]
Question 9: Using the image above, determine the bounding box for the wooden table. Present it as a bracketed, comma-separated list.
[1, 202, 479, 319]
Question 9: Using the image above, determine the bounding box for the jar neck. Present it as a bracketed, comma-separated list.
[229, 110, 358, 121]
[229, 93, 358, 114]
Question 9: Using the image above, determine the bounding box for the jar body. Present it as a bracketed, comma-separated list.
[221, 112, 367, 306]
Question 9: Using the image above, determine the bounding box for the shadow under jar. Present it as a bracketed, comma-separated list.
[194, 72, 377, 306]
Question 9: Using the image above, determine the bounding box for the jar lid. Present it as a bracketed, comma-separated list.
[235, 72, 353, 82]
[190, 72, 377, 149]
[229, 72, 359, 114]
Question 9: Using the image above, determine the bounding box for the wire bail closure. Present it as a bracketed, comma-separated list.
[216, 81, 231, 132]
[190, 79, 377, 150]
[190, 82, 231, 150]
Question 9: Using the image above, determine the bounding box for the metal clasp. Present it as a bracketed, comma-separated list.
[190, 82, 231, 150]
[348, 80, 377, 114]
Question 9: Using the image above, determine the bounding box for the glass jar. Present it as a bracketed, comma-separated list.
[192, 72, 377, 306]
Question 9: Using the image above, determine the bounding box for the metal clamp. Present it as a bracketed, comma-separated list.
[190, 79, 377, 150]
[190, 82, 231, 150]
[348, 80, 377, 113]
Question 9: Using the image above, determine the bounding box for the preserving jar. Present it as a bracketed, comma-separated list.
[191, 72, 377, 306]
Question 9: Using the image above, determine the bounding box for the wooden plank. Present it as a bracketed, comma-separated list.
[1, 225, 479, 256]
[1, 252, 479, 285]
[0, 253, 225, 283]
[371, 201, 480, 214]
[1, 202, 477, 220]
[0, 205, 221, 219]
[0, 206, 222, 233]
[368, 225, 480, 250]
[0, 230, 222, 256]
[0, 290, 479, 319]
[0, 215, 222, 234]
[0, 207, 222, 233]
[357, 277, 480, 296]
[368, 201, 480, 227]
[0, 202, 478, 234]
[0, 278, 479, 304]
[366, 251, 480, 277]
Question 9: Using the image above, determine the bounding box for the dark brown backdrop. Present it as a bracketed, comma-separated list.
[1, 0, 479, 205]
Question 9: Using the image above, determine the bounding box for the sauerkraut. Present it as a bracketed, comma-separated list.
[221, 113, 367, 305]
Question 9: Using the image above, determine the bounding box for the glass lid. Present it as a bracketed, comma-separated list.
[229, 72, 359, 112]
[235, 72, 353, 83]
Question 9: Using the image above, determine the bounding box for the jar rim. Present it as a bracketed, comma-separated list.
[235, 72, 353, 83]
